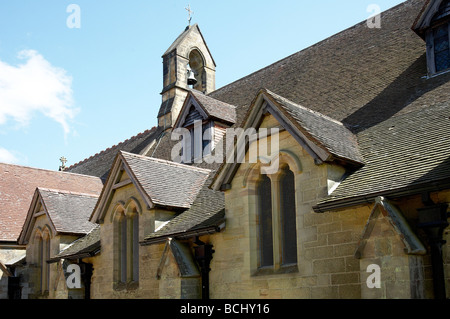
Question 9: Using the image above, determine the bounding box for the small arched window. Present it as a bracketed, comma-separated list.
[249, 152, 300, 274]
[188, 49, 206, 92]
[279, 165, 298, 266]
[36, 229, 51, 293]
[114, 201, 139, 286]
[257, 174, 273, 268]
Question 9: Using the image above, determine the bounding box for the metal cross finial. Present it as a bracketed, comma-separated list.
[185, 4, 194, 26]
[59, 156, 67, 171]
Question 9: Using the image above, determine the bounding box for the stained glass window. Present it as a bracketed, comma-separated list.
[433, 24, 450, 72]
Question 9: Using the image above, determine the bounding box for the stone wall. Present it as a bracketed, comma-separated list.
[207, 114, 371, 299]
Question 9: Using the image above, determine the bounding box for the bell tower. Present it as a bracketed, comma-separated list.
[158, 24, 216, 130]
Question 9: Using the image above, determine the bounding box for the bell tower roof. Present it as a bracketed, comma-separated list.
[162, 23, 216, 67]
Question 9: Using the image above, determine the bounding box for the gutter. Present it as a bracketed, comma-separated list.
[47, 245, 101, 264]
[140, 222, 225, 246]
[313, 178, 450, 213]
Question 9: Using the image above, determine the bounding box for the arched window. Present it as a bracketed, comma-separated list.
[257, 174, 273, 268]
[127, 210, 139, 283]
[118, 212, 127, 283]
[114, 201, 139, 286]
[36, 228, 51, 293]
[188, 49, 206, 92]
[280, 165, 298, 266]
[247, 152, 300, 274]
[43, 235, 50, 292]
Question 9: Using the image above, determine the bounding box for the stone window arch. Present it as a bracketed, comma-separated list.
[187, 48, 206, 92]
[33, 226, 52, 293]
[113, 199, 140, 289]
[246, 151, 302, 275]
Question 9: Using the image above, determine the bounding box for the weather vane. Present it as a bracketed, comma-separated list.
[185, 4, 194, 26]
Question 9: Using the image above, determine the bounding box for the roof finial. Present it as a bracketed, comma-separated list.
[59, 156, 67, 171]
[185, 4, 194, 26]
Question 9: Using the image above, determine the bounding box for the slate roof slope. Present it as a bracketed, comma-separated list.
[189, 90, 237, 124]
[66, 127, 161, 181]
[263, 89, 364, 165]
[120, 152, 211, 209]
[208, 0, 450, 134]
[0, 163, 103, 242]
[38, 188, 99, 235]
[49, 225, 101, 262]
[314, 103, 450, 212]
[143, 173, 225, 244]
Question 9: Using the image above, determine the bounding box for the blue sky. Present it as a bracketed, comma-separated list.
[0, 0, 406, 171]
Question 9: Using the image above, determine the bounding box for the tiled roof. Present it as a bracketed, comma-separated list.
[38, 188, 99, 235]
[50, 225, 101, 262]
[189, 90, 237, 124]
[0, 163, 103, 242]
[262, 89, 364, 165]
[66, 127, 161, 181]
[204, 0, 449, 209]
[143, 173, 225, 244]
[314, 102, 450, 211]
[120, 151, 211, 209]
[208, 0, 447, 134]
[29, 0, 449, 239]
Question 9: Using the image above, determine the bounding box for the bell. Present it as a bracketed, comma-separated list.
[187, 68, 197, 86]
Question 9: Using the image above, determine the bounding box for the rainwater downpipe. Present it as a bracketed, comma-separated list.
[194, 238, 214, 300]
[417, 194, 449, 300]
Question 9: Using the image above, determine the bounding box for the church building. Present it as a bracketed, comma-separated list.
[0, 0, 449, 299]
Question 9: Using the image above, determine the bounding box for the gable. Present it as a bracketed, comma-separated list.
[0, 163, 103, 242]
[163, 24, 216, 68]
[156, 238, 200, 279]
[91, 151, 211, 223]
[174, 91, 237, 129]
[354, 197, 426, 259]
[176, 95, 208, 129]
[412, 0, 450, 37]
[18, 189, 55, 245]
[18, 188, 99, 245]
[211, 89, 363, 191]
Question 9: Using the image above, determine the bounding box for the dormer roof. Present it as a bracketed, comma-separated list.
[211, 89, 364, 191]
[18, 188, 100, 245]
[90, 151, 211, 223]
[0, 163, 103, 242]
[174, 90, 237, 129]
[412, 0, 450, 38]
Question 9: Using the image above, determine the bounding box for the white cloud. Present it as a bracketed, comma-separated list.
[0, 147, 20, 164]
[0, 50, 78, 135]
